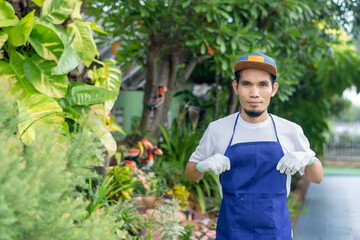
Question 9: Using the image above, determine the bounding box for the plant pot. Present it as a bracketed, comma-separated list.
[142, 195, 157, 209]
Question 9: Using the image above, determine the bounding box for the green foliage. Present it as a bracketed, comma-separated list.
[271, 43, 360, 154]
[0, 0, 122, 156]
[157, 111, 221, 213]
[112, 199, 147, 236]
[287, 193, 307, 227]
[153, 198, 185, 240]
[0, 79, 120, 240]
[108, 165, 136, 201]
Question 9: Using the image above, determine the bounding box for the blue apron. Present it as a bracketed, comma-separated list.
[216, 113, 292, 240]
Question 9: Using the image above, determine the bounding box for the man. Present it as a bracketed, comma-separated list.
[185, 52, 323, 239]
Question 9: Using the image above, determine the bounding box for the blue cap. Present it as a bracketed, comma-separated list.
[234, 52, 277, 78]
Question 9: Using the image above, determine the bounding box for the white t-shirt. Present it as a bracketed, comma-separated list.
[189, 112, 315, 197]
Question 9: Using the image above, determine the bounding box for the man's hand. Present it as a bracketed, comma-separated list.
[276, 151, 315, 175]
[196, 153, 231, 175]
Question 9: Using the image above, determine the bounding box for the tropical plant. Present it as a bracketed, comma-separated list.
[85, 175, 132, 218]
[0, 0, 122, 156]
[0, 78, 121, 240]
[108, 165, 136, 201]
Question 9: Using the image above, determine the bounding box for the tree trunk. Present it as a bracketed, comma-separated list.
[140, 46, 159, 132]
[214, 71, 219, 120]
[140, 53, 206, 139]
[227, 83, 238, 115]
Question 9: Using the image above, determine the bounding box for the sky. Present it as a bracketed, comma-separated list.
[343, 86, 360, 107]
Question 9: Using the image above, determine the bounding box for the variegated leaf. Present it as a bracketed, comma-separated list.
[40, 0, 76, 24]
[104, 59, 122, 114]
[0, 0, 19, 27]
[67, 21, 96, 67]
[0, 32, 8, 49]
[28, 18, 66, 63]
[4, 10, 34, 47]
[18, 93, 63, 144]
[0, 52, 38, 100]
[31, 0, 45, 7]
[65, 82, 118, 106]
[23, 53, 68, 98]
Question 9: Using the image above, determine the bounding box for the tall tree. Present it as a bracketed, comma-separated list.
[86, 0, 358, 140]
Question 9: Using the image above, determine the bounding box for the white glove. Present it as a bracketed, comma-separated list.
[276, 152, 315, 175]
[196, 153, 231, 175]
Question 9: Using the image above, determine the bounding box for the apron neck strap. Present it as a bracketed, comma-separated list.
[227, 112, 240, 148]
[227, 112, 280, 148]
[269, 113, 280, 143]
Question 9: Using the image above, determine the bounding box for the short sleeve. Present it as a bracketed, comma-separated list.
[293, 125, 315, 175]
[188, 123, 215, 163]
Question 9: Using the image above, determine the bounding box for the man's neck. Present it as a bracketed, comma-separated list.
[240, 110, 270, 124]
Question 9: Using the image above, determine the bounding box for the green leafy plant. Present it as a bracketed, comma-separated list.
[287, 193, 307, 227]
[85, 175, 132, 218]
[108, 165, 136, 201]
[112, 199, 147, 237]
[158, 110, 221, 213]
[133, 169, 159, 196]
[0, 0, 122, 156]
[168, 184, 190, 211]
[152, 198, 185, 240]
[0, 78, 120, 240]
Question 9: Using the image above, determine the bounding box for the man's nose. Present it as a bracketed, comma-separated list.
[249, 86, 260, 97]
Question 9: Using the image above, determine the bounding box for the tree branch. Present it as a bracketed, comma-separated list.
[175, 56, 206, 89]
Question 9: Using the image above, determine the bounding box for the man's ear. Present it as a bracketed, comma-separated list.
[271, 82, 279, 97]
[232, 80, 238, 94]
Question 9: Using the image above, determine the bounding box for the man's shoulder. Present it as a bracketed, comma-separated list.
[209, 112, 238, 129]
[205, 112, 238, 139]
[271, 114, 303, 133]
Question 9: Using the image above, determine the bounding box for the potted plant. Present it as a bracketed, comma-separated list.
[133, 169, 159, 209]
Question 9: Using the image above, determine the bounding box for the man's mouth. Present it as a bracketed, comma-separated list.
[247, 101, 261, 107]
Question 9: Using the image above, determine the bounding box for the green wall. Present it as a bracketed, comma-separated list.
[114, 83, 192, 139]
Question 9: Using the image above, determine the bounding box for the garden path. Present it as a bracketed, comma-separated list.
[293, 175, 360, 240]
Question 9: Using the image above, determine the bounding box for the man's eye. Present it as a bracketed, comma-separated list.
[260, 83, 268, 87]
[242, 82, 250, 86]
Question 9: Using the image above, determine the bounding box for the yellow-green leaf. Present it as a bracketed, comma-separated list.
[28, 18, 66, 63]
[4, 10, 34, 47]
[67, 21, 97, 67]
[32, 0, 45, 7]
[40, 0, 76, 24]
[104, 59, 121, 114]
[17, 93, 63, 144]
[0, 0, 19, 27]
[0, 31, 8, 49]
[23, 53, 68, 98]
[83, 21, 107, 35]
[71, 0, 82, 19]
[0, 52, 38, 100]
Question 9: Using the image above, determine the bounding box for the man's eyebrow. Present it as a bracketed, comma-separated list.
[259, 80, 270, 84]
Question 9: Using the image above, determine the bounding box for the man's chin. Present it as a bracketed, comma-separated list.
[243, 109, 265, 118]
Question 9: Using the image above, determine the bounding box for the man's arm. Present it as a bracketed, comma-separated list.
[304, 158, 323, 184]
[185, 154, 231, 181]
[185, 162, 204, 181]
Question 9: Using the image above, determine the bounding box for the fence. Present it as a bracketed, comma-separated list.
[323, 122, 360, 161]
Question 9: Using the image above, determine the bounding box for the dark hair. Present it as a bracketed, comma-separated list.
[234, 70, 276, 86]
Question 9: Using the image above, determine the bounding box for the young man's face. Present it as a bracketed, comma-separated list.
[232, 68, 279, 122]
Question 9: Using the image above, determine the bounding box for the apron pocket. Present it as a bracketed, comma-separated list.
[253, 198, 276, 233]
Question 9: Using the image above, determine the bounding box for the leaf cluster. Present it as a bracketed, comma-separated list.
[1, 0, 122, 156]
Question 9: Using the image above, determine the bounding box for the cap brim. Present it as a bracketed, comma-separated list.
[234, 60, 277, 76]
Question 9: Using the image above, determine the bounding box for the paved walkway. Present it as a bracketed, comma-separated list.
[294, 175, 360, 240]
